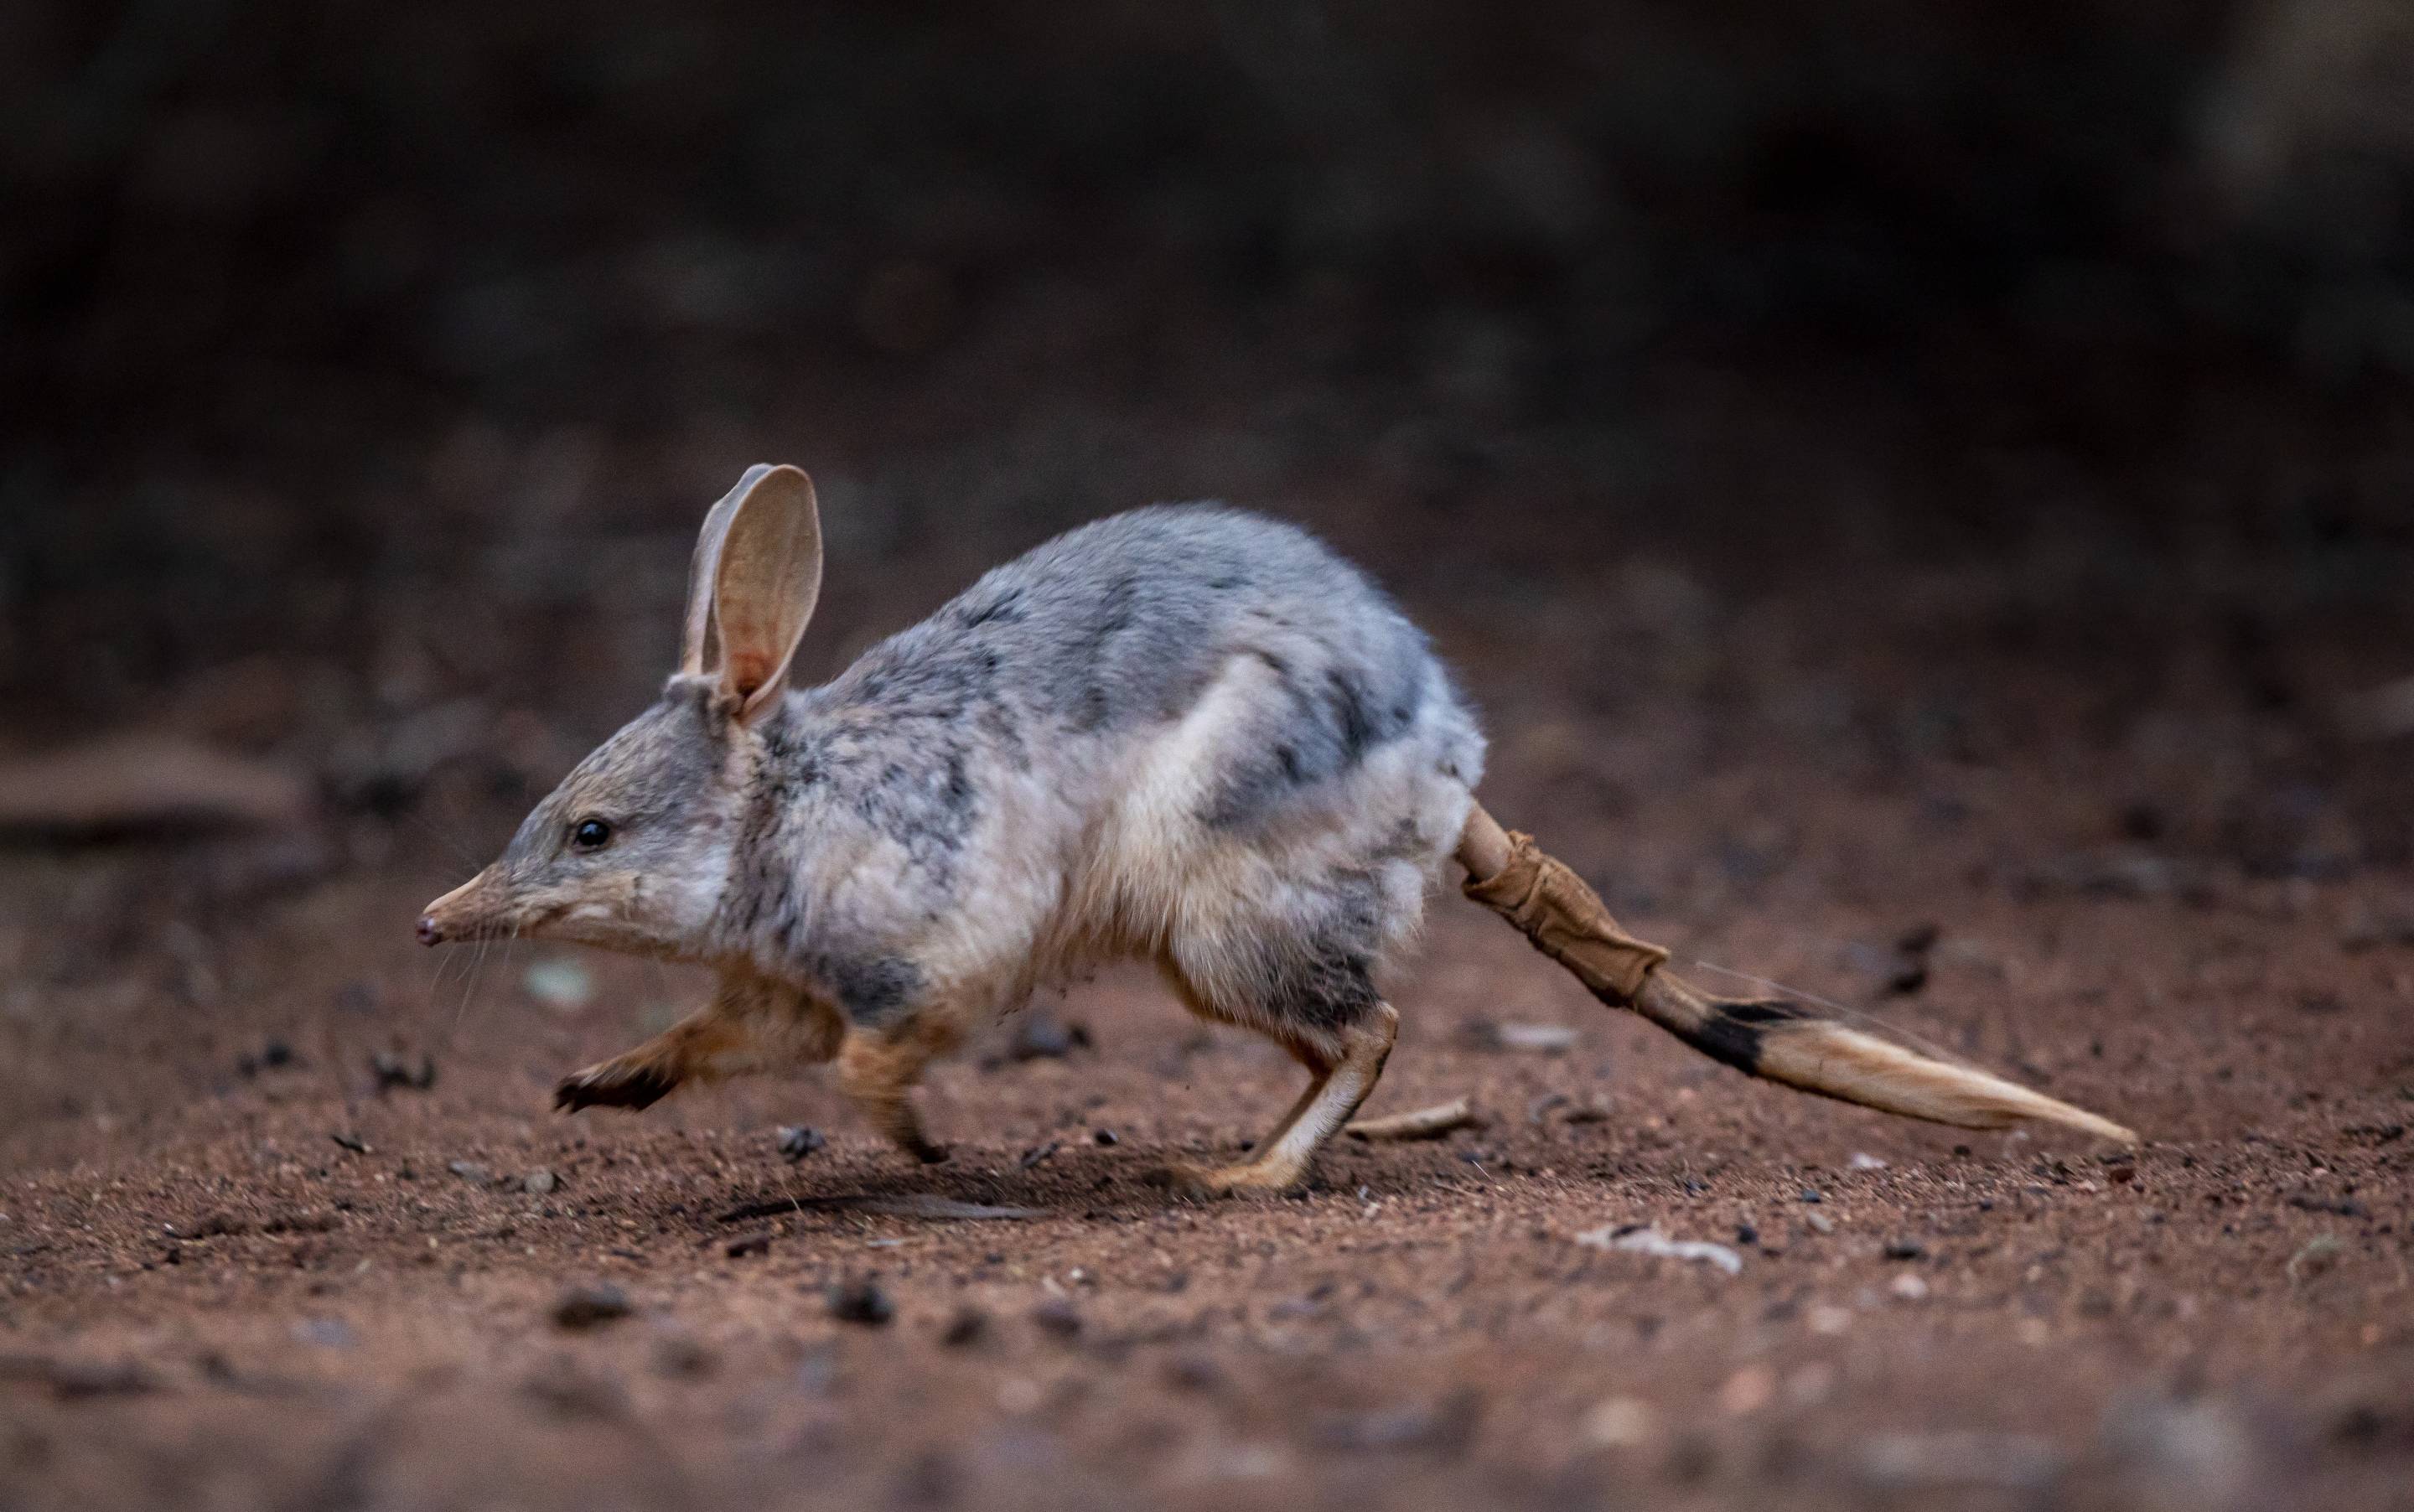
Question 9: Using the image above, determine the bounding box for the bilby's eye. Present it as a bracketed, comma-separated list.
[570, 817, 614, 851]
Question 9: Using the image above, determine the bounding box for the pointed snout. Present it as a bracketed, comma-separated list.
[417, 869, 498, 947]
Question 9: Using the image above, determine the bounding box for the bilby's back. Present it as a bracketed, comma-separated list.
[803, 504, 1480, 810]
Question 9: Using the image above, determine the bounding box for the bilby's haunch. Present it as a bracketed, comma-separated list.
[420, 465, 2132, 1197]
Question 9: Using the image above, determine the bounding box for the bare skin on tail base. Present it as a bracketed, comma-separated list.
[1454, 805, 2137, 1146]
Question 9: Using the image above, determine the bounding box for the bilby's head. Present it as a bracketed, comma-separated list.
[417, 463, 823, 959]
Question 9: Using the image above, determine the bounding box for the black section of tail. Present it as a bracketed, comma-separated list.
[1673, 998, 1815, 1075]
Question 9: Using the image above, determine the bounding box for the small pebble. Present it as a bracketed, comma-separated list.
[446, 1160, 490, 1183]
[1164, 1349, 1225, 1392]
[1031, 1297, 1083, 1339]
[522, 1168, 558, 1195]
[775, 1126, 825, 1161]
[1805, 1212, 1836, 1235]
[330, 1132, 370, 1155]
[826, 1280, 894, 1327]
[552, 1283, 631, 1331]
[650, 1335, 714, 1378]
[1092, 1128, 1118, 1147]
[1889, 1273, 1930, 1301]
[940, 1307, 990, 1348]
[725, 1230, 773, 1258]
[237, 1039, 298, 1078]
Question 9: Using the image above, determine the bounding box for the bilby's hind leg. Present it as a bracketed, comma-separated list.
[1150, 1002, 1400, 1198]
[557, 970, 840, 1112]
[837, 1017, 957, 1164]
[1150, 957, 1339, 1156]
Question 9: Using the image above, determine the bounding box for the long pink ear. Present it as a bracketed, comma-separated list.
[709, 464, 823, 717]
[680, 464, 775, 676]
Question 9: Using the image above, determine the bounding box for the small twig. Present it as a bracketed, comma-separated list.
[1346, 1097, 1483, 1142]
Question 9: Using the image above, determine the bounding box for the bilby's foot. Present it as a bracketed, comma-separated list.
[553, 998, 780, 1113]
[1142, 1157, 1306, 1199]
[555, 1057, 677, 1112]
[837, 1025, 956, 1167]
[1142, 1002, 1399, 1203]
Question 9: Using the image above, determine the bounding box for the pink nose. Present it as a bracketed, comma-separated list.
[416, 915, 443, 946]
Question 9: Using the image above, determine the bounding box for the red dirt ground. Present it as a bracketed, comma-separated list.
[6, 517, 2412, 1511]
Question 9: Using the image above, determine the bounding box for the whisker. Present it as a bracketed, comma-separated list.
[453, 932, 494, 1038]
[497, 924, 523, 1028]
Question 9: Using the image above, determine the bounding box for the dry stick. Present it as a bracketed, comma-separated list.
[1453, 803, 2136, 1143]
[1346, 1097, 1484, 1142]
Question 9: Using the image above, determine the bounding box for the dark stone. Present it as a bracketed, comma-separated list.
[940, 1307, 989, 1348]
[1030, 1297, 1082, 1339]
[827, 1279, 894, 1326]
[552, 1283, 632, 1331]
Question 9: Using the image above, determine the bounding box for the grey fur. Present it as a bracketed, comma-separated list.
[728, 505, 1483, 1028]
[447, 501, 1484, 1047]
[837, 504, 1474, 821]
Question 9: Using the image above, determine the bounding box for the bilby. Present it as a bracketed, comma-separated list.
[418, 465, 2132, 1197]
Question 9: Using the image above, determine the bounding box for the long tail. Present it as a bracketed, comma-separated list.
[1455, 804, 2137, 1145]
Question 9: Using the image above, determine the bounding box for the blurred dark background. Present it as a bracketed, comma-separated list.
[2, 0, 2410, 873]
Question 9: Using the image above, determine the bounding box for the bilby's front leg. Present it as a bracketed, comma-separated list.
[836, 1017, 959, 1164]
[556, 967, 841, 1112]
